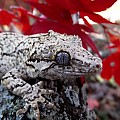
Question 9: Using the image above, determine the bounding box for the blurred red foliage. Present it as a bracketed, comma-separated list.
[1, 0, 120, 84]
[0, 9, 17, 25]
[101, 30, 120, 85]
[101, 50, 120, 85]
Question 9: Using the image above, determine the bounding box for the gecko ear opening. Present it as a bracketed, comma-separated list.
[55, 51, 71, 66]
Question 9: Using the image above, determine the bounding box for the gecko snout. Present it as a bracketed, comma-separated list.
[93, 62, 102, 73]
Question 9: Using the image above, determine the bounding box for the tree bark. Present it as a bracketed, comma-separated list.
[0, 78, 96, 120]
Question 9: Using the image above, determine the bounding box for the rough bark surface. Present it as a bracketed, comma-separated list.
[0, 78, 96, 120]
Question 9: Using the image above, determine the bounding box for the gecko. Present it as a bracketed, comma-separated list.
[0, 30, 102, 119]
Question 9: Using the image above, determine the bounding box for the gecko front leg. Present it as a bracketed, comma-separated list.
[1, 68, 54, 120]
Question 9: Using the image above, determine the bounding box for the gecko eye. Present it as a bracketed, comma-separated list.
[55, 51, 71, 65]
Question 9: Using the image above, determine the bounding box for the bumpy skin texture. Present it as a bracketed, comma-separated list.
[0, 30, 102, 119]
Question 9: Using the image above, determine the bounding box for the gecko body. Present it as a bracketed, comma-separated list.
[0, 30, 102, 119]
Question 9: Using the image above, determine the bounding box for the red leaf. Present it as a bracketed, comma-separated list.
[23, 0, 39, 11]
[23, 0, 38, 2]
[81, 12, 114, 24]
[75, 30, 100, 56]
[73, 24, 94, 33]
[80, 0, 117, 12]
[80, 15, 94, 29]
[0, 9, 16, 25]
[101, 51, 120, 84]
[45, 0, 68, 10]
[114, 61, 120, 85]
[25, 0, 72, 24]
[107, 31, 120, 45]
[45, 0, 80, 15]
[101, 57, 113, 80]
[28, 17, 95, 35]
[11, 6, 45, 21]
[11, 7, 31, 34]
[27, 20, 73, 35]
[64, 0, 91, 13]
[112, 52, 120, 85]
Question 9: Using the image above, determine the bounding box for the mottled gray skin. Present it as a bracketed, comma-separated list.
[0, 30, 102, 119]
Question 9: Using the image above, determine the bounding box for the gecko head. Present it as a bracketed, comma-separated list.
[27, 30, 102, 80]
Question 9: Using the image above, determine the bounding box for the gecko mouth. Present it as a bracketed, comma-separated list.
[52, 63, 102, 76]
[56, 70, 99, 76]
[53, 65, 100, 76]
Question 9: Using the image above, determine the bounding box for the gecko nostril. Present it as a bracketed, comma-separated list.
[96, 64, 101, 68]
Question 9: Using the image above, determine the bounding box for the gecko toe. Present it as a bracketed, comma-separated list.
[40, 89, 54, 94]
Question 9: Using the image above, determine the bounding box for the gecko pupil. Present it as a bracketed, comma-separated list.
[55, 51, 71, 65]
